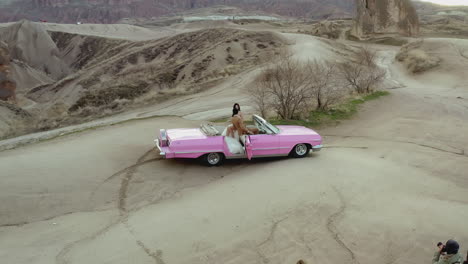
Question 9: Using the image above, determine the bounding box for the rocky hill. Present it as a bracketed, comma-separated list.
[2, 0, 467, 24]
[0, 20, 286, 138]
[28, 27, 285, 115]
[413, 1, 468, 37]
[0, 0, 355, 23]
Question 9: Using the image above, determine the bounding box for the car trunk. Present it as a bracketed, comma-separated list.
[166, 128, 208, 141]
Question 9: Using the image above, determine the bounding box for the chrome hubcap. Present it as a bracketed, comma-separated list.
[207, 153, 220, 165]
[295, 144, 307, 156]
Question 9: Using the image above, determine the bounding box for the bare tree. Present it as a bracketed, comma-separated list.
[339, 62, 386, 94]
[249, 56, 350, 119]
[248, 77, 270, 118]
[256, 56, 315, 120]
[355, 45, 378, 67]
[308, 60, 345, 111]
[339, 46, 386, 94]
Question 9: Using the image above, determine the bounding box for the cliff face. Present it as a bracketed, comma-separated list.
[0, 0, 355, 23]
[352, 0, 419, 38]
[0, 20, 71, 80]
[0, 42, 16, 103]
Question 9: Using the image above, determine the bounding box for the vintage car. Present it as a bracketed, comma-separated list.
[155, 115, 323, 166]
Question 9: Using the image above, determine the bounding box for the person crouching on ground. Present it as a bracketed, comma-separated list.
[433, 240, 464, 264]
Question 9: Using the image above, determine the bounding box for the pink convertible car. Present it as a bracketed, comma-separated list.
[155, 115, 323, 166]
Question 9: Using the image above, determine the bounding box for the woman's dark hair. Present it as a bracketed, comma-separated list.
[232, 103, 240, 117]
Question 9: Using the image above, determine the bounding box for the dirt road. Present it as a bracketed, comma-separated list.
[1, 34, 467, 264]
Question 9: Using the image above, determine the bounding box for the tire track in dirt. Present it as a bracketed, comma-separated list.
[122, 217, 166, 264]
[255, 216, 289, 263]
[0, 210, 107, 228]
[323, 134, 466, 157]
[87, 158, 162, 206]
[55, 217, 123, 264]
[56, 149, 164, 264]
[326, 187, 359, 264]
[324, 146, 368, 150]
[118, 149, 154, 213]
[117, 148, 166, 264]
[57, 149, 249, 264]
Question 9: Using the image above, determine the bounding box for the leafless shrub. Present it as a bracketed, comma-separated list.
[355, 45, 378, 67]
[339, 46, 386, 94]
[308, 60, 346, 111]
[254, 55, 315, 120]
[248, 55, 349, 119]
[156, 71, 177, 90]
[339, 62, 386, 93]
[157, 81, 175, 90]
[248, 78, 270, 118]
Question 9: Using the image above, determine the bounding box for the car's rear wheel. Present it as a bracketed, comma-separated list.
[291, 144, 310, 158]
[203, 153, 224, 166]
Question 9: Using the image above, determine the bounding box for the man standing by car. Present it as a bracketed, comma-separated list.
[433, 240, 464, 264]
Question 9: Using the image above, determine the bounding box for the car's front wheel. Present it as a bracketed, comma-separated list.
[291, 144, 310, 158]
[203, 153, 225, 166]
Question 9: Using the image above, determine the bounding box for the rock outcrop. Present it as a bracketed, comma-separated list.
[0, 42, 16, 103]
[0, 20, 71, 80]
[352, 0, 419, 38]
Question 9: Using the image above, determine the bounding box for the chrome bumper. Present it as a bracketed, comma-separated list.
[312, 144, 323, 152]
[154, 139, 166, 157]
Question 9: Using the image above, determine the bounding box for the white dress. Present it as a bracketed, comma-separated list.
[222, 125, 244, 154]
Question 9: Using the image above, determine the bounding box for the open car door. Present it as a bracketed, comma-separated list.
[245, 136, 253, 160]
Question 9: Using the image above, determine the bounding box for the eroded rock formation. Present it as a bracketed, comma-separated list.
[0, 42, 16, 103]
[352, 0, 419, 38]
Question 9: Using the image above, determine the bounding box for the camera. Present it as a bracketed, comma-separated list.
[438, 242, 447, 253]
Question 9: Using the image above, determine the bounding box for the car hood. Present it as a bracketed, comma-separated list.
[276, 125, 320, 136]
[166, 128, 208, 141]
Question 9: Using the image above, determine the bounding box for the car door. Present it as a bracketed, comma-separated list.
[249, 133, 280, 157]
[245, 136, 253, 160]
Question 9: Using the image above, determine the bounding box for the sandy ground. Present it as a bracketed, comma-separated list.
[1, 31, 468, 264]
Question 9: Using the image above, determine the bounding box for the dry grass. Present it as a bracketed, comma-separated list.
[0, 101, 33, 139]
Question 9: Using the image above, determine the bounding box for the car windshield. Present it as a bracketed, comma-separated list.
[253, 115, 280, 134]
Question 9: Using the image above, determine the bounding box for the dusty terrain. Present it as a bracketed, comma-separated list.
[3, 0, 468, 140]
[0, 18, 467, 264]
[414, 1, 468, 38]
[0, 18, 290, 139]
